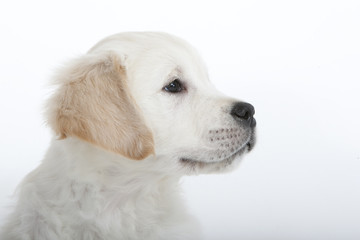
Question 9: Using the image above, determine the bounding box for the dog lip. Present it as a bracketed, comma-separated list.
[246, 139, 254, 151]
[246, 132, 256, 151]
[181, 132, 256, 165]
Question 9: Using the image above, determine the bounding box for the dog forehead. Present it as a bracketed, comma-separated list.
[93, 32, 204, 69]
[90, 32, 196, 58]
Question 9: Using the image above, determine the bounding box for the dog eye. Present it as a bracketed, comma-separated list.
[163, 79, 184, 93]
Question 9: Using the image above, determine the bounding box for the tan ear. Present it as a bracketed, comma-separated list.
[47, 53, 154, 160]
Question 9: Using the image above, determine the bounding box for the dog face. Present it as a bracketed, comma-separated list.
[48, 32, 256, 175]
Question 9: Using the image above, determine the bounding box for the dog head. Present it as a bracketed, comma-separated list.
[47, 32, 256, 175]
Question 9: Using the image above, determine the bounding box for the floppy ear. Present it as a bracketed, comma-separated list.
[47, 53, 154, 160]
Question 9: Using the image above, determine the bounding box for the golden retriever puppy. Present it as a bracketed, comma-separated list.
[1, 32, 256, 240]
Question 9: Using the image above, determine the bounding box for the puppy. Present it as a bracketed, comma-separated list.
[0, 32, 256, 240]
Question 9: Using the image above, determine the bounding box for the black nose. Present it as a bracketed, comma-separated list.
[231, 102, 256, 127]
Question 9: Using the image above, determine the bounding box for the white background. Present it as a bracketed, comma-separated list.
[1, 0, 359, 239]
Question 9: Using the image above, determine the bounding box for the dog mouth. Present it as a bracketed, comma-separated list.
[180, 133, 256, 166]
[246, 135, 256, 151]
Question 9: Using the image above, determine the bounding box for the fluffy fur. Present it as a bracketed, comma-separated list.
[0, 32, 256, 240]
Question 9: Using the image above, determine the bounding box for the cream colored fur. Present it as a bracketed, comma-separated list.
[0, 32, 256, 240]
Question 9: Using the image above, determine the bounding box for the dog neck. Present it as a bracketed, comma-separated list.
[37, 137, 182, 202]
[5, 137, 199, 239]
[21, 137, 184, 217]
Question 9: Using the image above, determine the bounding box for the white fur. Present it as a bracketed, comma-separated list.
[1, 32, 256, 239]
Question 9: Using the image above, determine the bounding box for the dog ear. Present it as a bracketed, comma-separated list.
[47, 53, 154, 160]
